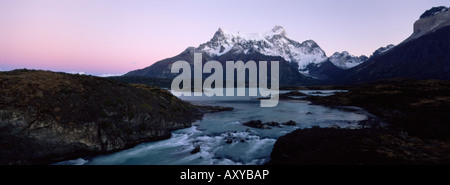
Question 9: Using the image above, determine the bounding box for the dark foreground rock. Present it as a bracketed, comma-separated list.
[307, 79, 450, 139]
[243, 120, 267, 129]
[243, 120, 297, 129]
[269, 79, 450, 165]
[282, 120, 297, 126]
[0, 69, 203, 164]
[195, 105, 234, 113]
[269, 128, 450, 165]
[190, 145, 201, 154]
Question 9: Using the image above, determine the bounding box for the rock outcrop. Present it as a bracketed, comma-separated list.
[0, 69, 204, 164]
[407, 6, 450, 42]
[242, 120, 297, 129]
[269, 79, 450, 165]
[269, 128, 450, 165]
[307, 79, 450, 139]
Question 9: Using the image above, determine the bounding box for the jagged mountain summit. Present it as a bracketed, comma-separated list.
[420, 6, 449, 19]
[124, 25, 390, 84]
[406, 6, 450, 42]
[305, 44, 396, 81]
[125, 26, 327, 86]
[327, 44, 396, 70]
[328, 51, 368, 69]
[197, 26, 328, 70]
[370, 44, 395, 58]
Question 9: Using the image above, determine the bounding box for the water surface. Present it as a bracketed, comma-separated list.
[59, 89, 366, 165]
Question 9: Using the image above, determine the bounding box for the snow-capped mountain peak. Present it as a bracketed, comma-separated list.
[214, 27, 225, 37]
[271, 25, 287, 36]
[198, 26, 328, 70]
[420, 6, 449, 19]
[329, 51, 368, 69]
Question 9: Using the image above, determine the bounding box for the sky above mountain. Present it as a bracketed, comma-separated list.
[0, 0, 448, 75]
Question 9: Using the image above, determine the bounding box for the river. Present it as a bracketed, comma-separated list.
[58, 89, 368, 165]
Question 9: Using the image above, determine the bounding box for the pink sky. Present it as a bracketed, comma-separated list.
[0, 0, 448, 75]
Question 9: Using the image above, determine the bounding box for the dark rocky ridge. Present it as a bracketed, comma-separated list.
[314, 7, 450, 85]
[420, 6, 449, 19]
[336, 25, 450, 84]
[269, 128, 450, 165]
[307, 79, 450, 139]
[107, 76, 172, 89]
[370, 44, 395, 58]
[242, 120, 297, 129]
[269, 79, 450, 165]
[0, 70, 209, 164]
[304, 60, 346, 83]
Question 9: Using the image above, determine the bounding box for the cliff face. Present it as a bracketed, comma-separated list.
[0, 70, 202, 164]
[408, 7, 450, 42]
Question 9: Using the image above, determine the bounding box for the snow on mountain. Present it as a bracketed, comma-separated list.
[406, 6, 450, 43]
[197, 26, 328, 70]
[329, 51, 368, 69]
[419, 6, 449, 19]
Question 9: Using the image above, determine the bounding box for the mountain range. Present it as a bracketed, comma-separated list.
[125, 6, 450, 86]
[125, 25, 322, 86]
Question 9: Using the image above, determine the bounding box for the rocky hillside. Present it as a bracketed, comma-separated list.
[270, 127, 450, 165]
[339, 24, 450, 84]
[318, 6, 450, 84]
[303, 60, 346, 82]
[369, 44, 395, 58]
[0, 70, 204, 164]
[270, 79, 450, 165]
[307, 79, 450, 139]
[409, 6, 450, 42]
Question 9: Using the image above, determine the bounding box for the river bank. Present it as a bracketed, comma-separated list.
[269, 79, 450, 164]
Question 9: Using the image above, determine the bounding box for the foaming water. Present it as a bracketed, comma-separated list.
[58, 89, 366, 165]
